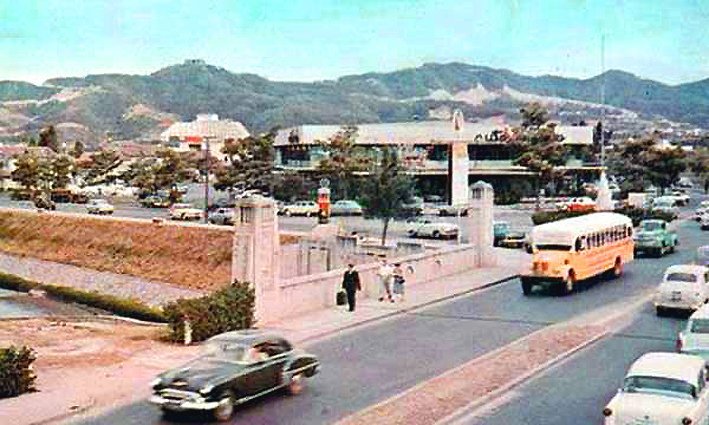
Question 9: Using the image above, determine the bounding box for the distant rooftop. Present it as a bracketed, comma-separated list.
[160, 114, 250, 142]
[274, 118, 593, 147]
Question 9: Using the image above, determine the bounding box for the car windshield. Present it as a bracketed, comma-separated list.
[622, 376, 696, 399]
[654, 201, 673, 208]
[535, 244, 572, 251]
[690, 319, 709, 334]
[203, 341, 250, 363]
[641, 222, 662, 231]
[666, 272, 698, 283]
[173, 204, 192, 208]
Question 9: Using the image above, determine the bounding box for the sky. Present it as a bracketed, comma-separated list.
[1, 0, 708, 85]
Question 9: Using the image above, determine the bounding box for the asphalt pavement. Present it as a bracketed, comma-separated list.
[72, 206, 706, 425]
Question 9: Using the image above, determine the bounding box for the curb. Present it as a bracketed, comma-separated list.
[30, 399, 97, 425]
[0, 314, 165, 327]
[298, 274, 518, 345]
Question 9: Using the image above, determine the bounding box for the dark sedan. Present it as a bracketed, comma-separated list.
[149, 330, 319, 422]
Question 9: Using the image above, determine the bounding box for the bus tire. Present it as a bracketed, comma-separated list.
[521, 278, 533, 296]
[610, 258, 623, 279]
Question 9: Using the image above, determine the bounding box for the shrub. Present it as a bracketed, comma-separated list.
[531, 209, 593, 225]
[0, 272, 166, 323]
[163, 281, 255, 343]
[0, 346, 36, 398]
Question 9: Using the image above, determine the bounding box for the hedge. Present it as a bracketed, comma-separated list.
[163, 281, 255, 343]
[0, 346, 36, 398]
[0, 272, 166, 323]
[531, 207, 678, 226]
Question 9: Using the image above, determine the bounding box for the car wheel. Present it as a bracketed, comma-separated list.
[286, 373, 304, 395]
[612, 258, 623, 278]
[284, 210, 292, 217]
[213, 391, 235, 422]
[432, 230, 441, 239]
[656, 306, 665, 317]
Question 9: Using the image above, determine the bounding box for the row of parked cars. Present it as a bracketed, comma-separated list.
[603, 208, 708, 424]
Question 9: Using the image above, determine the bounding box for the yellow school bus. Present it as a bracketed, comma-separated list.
[520, 212, 634, 295]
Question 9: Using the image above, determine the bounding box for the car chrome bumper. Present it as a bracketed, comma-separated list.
[149, 395, 224, 411]
[655, 299, 702, 311]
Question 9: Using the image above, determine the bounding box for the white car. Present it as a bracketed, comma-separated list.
[406, 218, 459, 239]
[86, 199, 115, 215]
[671, 191, 691, 206]
[280, 201, 319, 217]
[555, 196, 596, 212]
[695, 201, 709, 222]
[678, 304, 709, 360]
[655, 265, 709, 315]
[168, 203, 203, 221]
[603, 352, 709, 425]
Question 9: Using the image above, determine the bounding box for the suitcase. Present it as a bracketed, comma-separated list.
[336, 290, 347, 306]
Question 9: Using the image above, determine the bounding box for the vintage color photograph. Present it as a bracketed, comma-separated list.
[0, 1, 708, 424]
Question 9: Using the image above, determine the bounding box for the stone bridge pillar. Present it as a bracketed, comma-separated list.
[465, 181, 496, 267]
[232, 196, 279, 322]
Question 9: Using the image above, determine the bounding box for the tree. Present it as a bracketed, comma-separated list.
[38, 125, 59, 152]
[50, 155, 74, 189]
[608, 137, 688, 195]
[272, 172, 317, 202]
[689, 147, 709, 193]
[316, 126, 371, 199]
[508, 103, 568, 209]
[644, 145, 687, 193]
[359, 147, 415, 245]
[70, 141, 85, 159]
[10, 151, 43, 192]
[82, 149, 123, 185]
[122, 150, 195, 198]
[214, 132, 276, 194]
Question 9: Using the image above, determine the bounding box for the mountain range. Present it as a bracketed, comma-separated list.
[1, 61, 707, 146]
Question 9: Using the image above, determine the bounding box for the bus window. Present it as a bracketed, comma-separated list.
[575, 237, 583, 252]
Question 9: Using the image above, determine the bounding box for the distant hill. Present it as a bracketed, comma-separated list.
[1, 61, 707, 144]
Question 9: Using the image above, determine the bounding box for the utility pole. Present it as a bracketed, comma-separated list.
[202, 137, 212, 224]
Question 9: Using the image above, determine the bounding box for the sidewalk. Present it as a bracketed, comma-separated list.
[265, 248, 527, 345]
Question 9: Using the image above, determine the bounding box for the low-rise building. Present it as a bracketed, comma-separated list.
[160, 114, 249, 159]
[274, 118, 600, 198]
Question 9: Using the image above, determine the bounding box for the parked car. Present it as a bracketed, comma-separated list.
[399, 196, 424, 218]
[695, 201, 709, 221]
[141, 196, 171, 208]
[698, 246, 709, 267]
[633, 219, 678, 257]
[437, 205, 469, 216]
[498, 231, 528, 249]
[423, 194, 445, 203]
[405, 217, 459, 239]
[149, 330, 319, 422]
[602, 352, 709, 425]
[279, 201, 319, 217]
[330, 200, 363, 216]
[33, 195, 56, 211]
[677, 178, 694, 189]
[86, 199, 115, 215]
[655, 264, 709, 315]
[493, 221, 510, 246]
[677, 304, 709, 360]
[555, 196, 596, 212]
[652, 197, 680, 220]
[169, 203, 203, 221]
[670, 190, 691, 206]
[208, 208, 234, 225]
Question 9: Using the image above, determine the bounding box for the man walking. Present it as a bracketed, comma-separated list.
[342, 263, 361, 312]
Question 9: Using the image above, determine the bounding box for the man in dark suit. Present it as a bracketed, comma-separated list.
[342, 263, 361, 312]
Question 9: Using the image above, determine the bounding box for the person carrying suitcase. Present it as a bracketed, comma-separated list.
[342, 263, 361, 312]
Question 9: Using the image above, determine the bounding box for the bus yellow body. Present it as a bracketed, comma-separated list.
[520, 212, 635, 295]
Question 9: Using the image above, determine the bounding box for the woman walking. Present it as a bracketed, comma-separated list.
[392, 263, 406, 302]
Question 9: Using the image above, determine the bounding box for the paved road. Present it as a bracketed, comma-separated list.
[73, 211, 706, 424]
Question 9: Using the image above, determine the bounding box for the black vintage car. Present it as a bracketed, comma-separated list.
[150, 330, 319, 422]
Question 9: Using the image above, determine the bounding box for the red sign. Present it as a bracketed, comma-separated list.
[184, 136, 203, 142]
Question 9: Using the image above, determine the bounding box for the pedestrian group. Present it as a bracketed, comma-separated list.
[341, 257, 409, 312]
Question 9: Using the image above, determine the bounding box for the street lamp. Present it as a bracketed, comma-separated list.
[202, 137, 212, 224]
